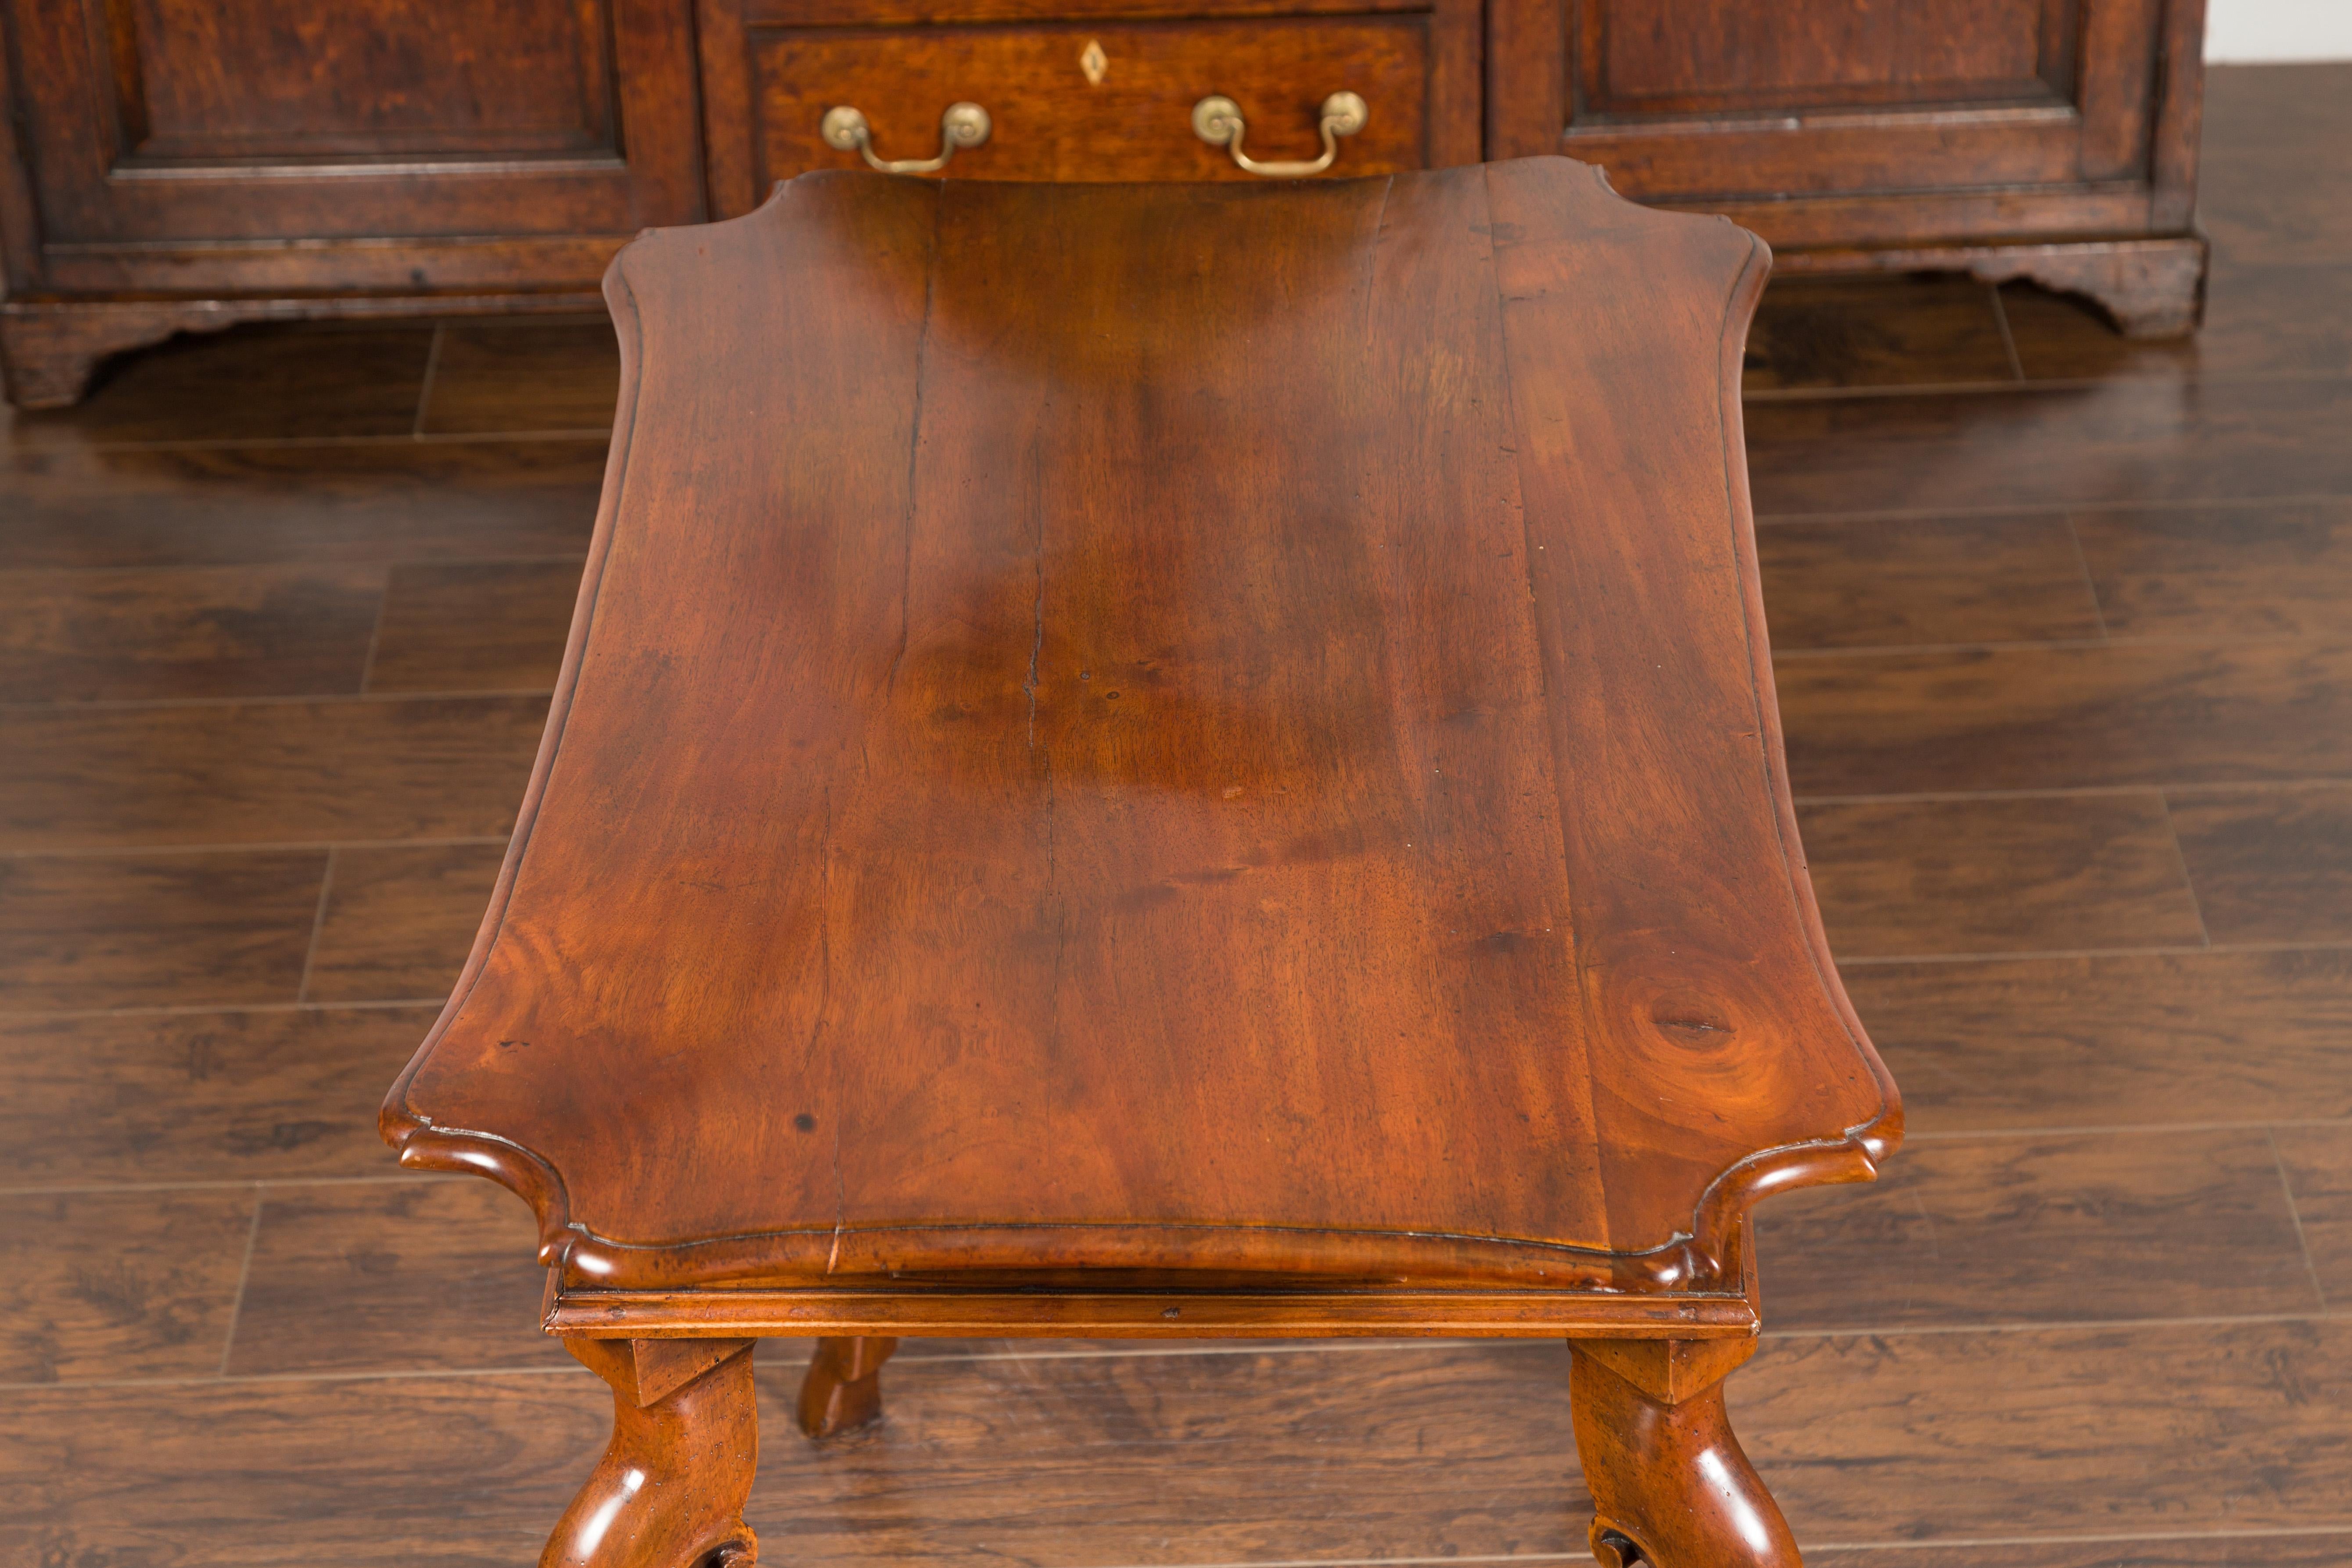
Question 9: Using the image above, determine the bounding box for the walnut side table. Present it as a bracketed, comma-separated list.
[382, 158, 1902, 1568]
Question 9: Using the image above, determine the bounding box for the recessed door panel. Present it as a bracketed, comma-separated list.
[9, 0, 701, 271]
[120, 0, 619, 158]
[1584, 0, 2071, 115]
[1559, 0, 2165, 238]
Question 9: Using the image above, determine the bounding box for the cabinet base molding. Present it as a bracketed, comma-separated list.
[1774, 234, 2210, 339]
[0, 291, 607, 410]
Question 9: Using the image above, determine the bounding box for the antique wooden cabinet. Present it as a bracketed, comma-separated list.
[0, 0, 2205, 405]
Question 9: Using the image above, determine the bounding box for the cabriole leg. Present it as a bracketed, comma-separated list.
[796, 1335, 899, 1438]
[545, 1337, 760, 1568]
[1568, 1338, 1799, 1568]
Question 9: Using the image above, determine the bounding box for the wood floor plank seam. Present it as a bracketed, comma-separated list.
[293, 846, 340, 1006]
[1073, 1554, 1577, 1568]
[1080, 1531, 2352, 1566]
[1832, 938, 2352, 967]
[0, 1341, 1551, 1397]
[1902, 1118, 2352, 1141]
[19, 1310, 2352, 1399]
[0, 1360, 596, 1393]
[0, 555, 582, 581]
[2157, 800, 2216, 948]
[754, 1537, 2352, 1568]
[1757, 1308, 2352, 1338]
[1801, 1526, 2352, 1554]
[0, 834, 511, 861]
[1756, 492, 2352, 524]
[1771, 632, 2328, 660]
[1743, 370, 2352, 403]
[2058, 513, 2113, 641]
[1744, 379, 2028, 402]
[0, 1172, 474, 1197]
[215, 1196, 266, 1377]
[411, 324, 446, 442]
[0, 685, 555, 713]
[12, 430, 614, 454]
[0, 996, 448, 1023]
[1041, 1554, 1584, 1568]
[1797, 781, 2352, 805]
[355, 573, 393, 695]
[1987, 285, 2028, 383]
[3, 995, 456, 1023]
[2271, 1127, 2334, 1312]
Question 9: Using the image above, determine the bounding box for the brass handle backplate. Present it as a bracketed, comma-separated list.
[1192, 91, 1366, 178]
[822, 102, 992, 174]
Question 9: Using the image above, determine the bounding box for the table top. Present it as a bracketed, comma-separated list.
[384, 158, 1899, 1298]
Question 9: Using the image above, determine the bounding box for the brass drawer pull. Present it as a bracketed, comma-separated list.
[1192, 92, 1366, 178]
[821, 102, 992, 174]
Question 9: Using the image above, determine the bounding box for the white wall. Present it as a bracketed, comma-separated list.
[2205, 0, 2352, 60]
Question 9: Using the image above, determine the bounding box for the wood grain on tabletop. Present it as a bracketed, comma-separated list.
[389, 162, 1892, 1297]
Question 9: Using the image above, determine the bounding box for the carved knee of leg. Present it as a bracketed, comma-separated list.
[1568, 1341, 1798, 1568]
[544, 1338, 761, 1568]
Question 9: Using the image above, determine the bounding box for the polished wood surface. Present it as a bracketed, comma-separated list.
[381, 161, 1896, 1317]
[374, 158, 1893, 1563]
[1569, 1338, 1796, 1568]
[550, 1338, 761, 1568]
[4, 62, 2348, 1565]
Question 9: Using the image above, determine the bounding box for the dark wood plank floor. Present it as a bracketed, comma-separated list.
[6, 64, 2351, 1565]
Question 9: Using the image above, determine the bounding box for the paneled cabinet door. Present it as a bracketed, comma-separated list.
[1490, 0, 2202, 252]
[1, 0, 704, 296]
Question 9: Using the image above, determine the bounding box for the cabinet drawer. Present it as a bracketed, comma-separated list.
[750, 18, 1441, 185]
